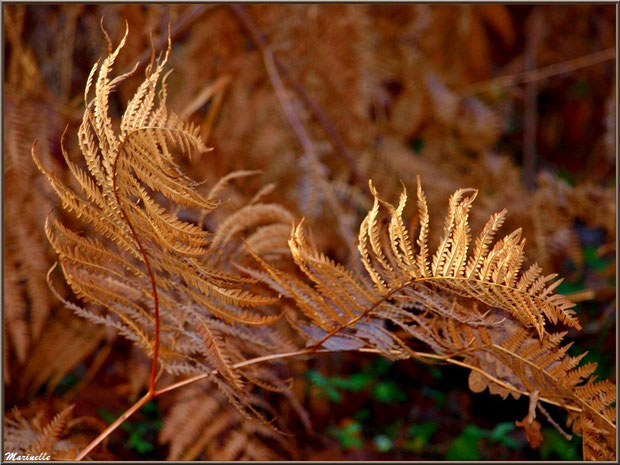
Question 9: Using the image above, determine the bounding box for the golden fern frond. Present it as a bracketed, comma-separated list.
[196, 315, 245, 391]
[4, 253, 29, 364]
[250, 177, 614, 458]
[4, 405, 74, 457]
[209, 203, 294, 261]
[461, 317, 615, 455]
[34, 28, 289, 420]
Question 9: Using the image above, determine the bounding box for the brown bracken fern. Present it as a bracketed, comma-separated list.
[32, 25, 289, 435]
[160, 383, 296, 460]
[4, 405, 79, 460]
[248, 178, 615, 460]
[31, 27, 615, 461]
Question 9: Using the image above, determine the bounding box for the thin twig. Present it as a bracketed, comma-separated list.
[523, 9, 542, 190]
[75, 348, 322, 460]
[75, 339, 588, 460]
[261, 39, 358, 258]
[153, 348, 323, 397]
[76, 392, 152, 460]
[465, 47, 615, 95]
[537, 403, 573, 441]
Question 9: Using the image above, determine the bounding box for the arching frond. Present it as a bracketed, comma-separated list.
[250, 177, 614, 459]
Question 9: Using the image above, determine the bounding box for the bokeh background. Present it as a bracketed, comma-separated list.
[4, 3, 616, 460]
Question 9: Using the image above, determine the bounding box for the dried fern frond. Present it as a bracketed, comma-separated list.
[4, 405, 76, 459]
[33, 28, 291, 420]
[463, 317, 615, 459]
[4, 95, 70, 371]
[250, 177, 615, 459]
[161, 383, 295, 460]
[20, 313, 107, 397]
[4, 402, 113, 460]
[256, 177, 579, 343]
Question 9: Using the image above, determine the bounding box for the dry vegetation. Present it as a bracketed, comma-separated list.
[3, 4, 616, 461]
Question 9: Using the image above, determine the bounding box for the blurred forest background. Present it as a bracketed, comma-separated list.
[3, 3, 616, 461]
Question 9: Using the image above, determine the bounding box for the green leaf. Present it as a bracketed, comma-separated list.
[127, 430, 154, 454]
[328, 421, 364, 450]
[325, 386, 343, 403]
[142, 400, 160, 416]
[353, 408, 370, 422]
[330, 372, 372, 391]
[306, 369, 328, 387]
[490, 422, 514, 437]
[569, 79, 590, 98]
[404, 422, 439, 453]
[98, 408, 117, 425]
[489, 422, 518, 449]
[584, 245, 609, 271]
[446, 435, 480, 461]
[306, 370, 343, 402]
[446, 425, 486, 460]
[556, 278, 584, 296]
[557, 169, 576, 187]
[407, 422, 439, 440]
[410, 138, 425, 154]
[427, 365, 443, 380]
[372, 381, 406, 403]
[369, 357, 393, 376]
[374, 434, 393, 452]
[53, 373, 80, 395]
[539, 428, 580, 460]
[421, 387, 447, 408]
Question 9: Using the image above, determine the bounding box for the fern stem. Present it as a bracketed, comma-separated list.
[153, 348, 328, 397]
[76, 392, 152, 460]
[111, 135, 160, 395]
[261, 44, 358, 257]
[157, 346, 583, 414]
[309, 278, 415, 351]
[76, 344, 586, 460]
[465, 47, 615, 95]
[75, 349, 325, 460]
[441, 356, 582, 414]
